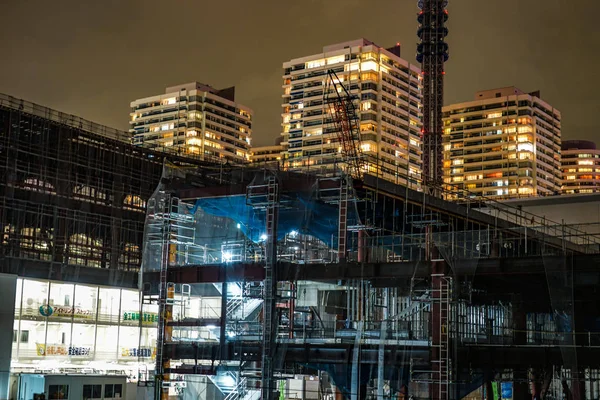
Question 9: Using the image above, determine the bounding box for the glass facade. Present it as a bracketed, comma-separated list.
[11, 278, 156, 375]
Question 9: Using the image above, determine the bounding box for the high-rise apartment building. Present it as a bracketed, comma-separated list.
[130, 82, 253, 163]
[281, 39, 423, 185]
[442, 87, 561, 199]
[561, 140, 600, 194]
[250, 144, 284, 166]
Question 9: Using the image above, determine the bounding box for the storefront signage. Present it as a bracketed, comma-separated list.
[120, 347, 156, 358]
[38, 305, 94, 319]
[36, 343, 91, 356]
[122, 311, 158, 324]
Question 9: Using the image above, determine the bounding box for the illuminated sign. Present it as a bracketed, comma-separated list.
[122, 312, 158, 324]
[120, 347, 156, 358]
[38, 305, 93, 319]
[36, 343, 91, 356]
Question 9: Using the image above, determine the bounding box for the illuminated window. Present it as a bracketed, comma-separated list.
[306, 59, 326, 69]
[519, 152, 532, 160]
[283, 115, 291, 123]
[187, 138, 202, 146]
[74, 185, 106, 202]
[69, 234, 102, 268]
[345, 63, 360, 72]
[188, 111, 202, 120]
[188, 146, 200, 154]
[186, 130, 197, 137]
[452, 159, 464, 165]
[164, 141, 173, 147]
[161, 123, 174, 131]
[517, 143, 534, 152]
[487, 112, 502, 119]
[517, 134, 533, 143]
[578, 160, 594, 166]
[209, 141, 224, 149]
[361, 61, 379, 72]
[517, 125, 532, 134]
[326, 55, 345, 65]
[124, 195, 146, 210]
[23, 178, 55, 194]
[162, 97, 176, 105]
[361, 102, 372, 111]
[452, 176, 463, 182]
[360, 72, 378, 82]
[518, 187, 533, 195]
[361, 143, 375, 152]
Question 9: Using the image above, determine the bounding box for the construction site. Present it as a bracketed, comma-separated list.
[2, 1, 600, 399]
[138, 3, 600, 400]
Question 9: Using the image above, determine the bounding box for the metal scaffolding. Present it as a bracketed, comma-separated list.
[138, 162, 600, 400]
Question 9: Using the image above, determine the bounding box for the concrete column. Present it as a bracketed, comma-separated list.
[0, 274, 17, 400]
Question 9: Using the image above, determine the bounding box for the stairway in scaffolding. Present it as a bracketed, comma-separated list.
[210, 372, 262, 400]
[212, 282, 263, 324]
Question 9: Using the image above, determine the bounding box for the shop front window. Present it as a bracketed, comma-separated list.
[118, 326, 140, 359]
[45, 322, 71, 356]
[96, 326, 118, 360]
[98, 288, 120, 324]
[18, 319, 46, 358]
[74, 284, 97, 322]
[21, 280, 49, 319]
[48, 282, 75, 321]
[120, 289, 140, 326]
[71, 324, 95, 358]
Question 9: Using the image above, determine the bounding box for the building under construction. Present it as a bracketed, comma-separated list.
[0, 92, 230, 398]
[140, 160, 600, 400]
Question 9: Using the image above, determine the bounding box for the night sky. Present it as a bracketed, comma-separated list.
[1, 0, 598, 146]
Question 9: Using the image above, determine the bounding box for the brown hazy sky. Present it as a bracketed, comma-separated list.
[1, 0, 599, 146]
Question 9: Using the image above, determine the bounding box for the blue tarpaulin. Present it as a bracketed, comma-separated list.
[192, 194, 355, 247]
